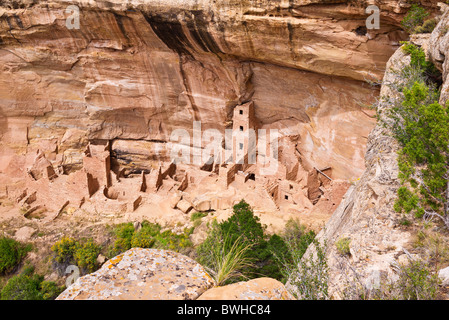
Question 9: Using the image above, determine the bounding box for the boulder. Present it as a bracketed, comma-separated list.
[14, 226, 36, 241]
[197, 277, 295, 300]
[193, 199, 211, 212]
[176, 199, 193, 214]
[439, 266, 449, 287]
[56, 248, 215, 300]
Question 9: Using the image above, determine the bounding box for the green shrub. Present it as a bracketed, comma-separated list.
[0, 274, 43, 300]
[197, 200, 297, 282]
[280, 240, 329, 300]
[205, 233, 254, 286]
[414, 18, 437, 34]
[394, 186, 422, 216]
[191, 212, 208, 228]
[109, 221, 193, 256]
[198, 200, 272, 281]
[51, 237, 101, 274]
[282, 218, 316, 259]
[112, 223, 135, 254]
[265, 234, 290, 281]
[393, 259, 440, 300]
[267, 218, 316, 283]
[399, 216, 412, 226]
[73, 239, 101, 273]
[401, 42, 440, 81]
[220, 200, 265, 244]
[40, 280, 65, 300]
[51, 236, 78, 264]
[383, 44, 449, 227]
[391, 80, 449, 222]
[131, 228, 156, 248]
[153, 227, 193, 252]
[335, 237, 351, 256]
[191, 212, 208, 222]
[401, 4, 429, 34]
[0, 268, 64, 301]
[0, 237, 32, 274]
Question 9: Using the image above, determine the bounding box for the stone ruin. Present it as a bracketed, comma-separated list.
[11, 101, 348, 221]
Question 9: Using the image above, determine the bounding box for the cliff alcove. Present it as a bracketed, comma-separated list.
[0, 0, 444, 301]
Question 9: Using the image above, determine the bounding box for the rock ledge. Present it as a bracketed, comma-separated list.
[57, 248, 215, 300]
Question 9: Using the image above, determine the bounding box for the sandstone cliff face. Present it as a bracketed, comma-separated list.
[298, 48, 407, 294]
[298, 3, 448, 299]
[428, 3, 449, 103]
[0, 0, 445, 301]
[0, 0, 414, 195]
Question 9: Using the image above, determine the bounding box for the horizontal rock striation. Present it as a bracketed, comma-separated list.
[0, 0, 419, 192]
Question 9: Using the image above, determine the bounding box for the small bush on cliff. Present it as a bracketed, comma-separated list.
[130, 228, 156, 249]
[196, 200, 267, 283]
[382, 43, 449, 229]
[401, 42, 440, 82]
[380, 258, 440, 300]
[269, 218, 316, 282]
[73, 239, 101, 273]
[401, 4, 429, 34]
[335, 237, 351, 256]
[205, 232, 255, 286]
[414, 18, 437, 34]
[51, 237, 101, 274]
[197, 200, 305, 283]
[191, 212, 208, 228]
[0, 236, 32, 274]
[391, 81, 449, 225]
[109, 221, 192, 257]
[51, 236, 78, 265]
[278, 239, 329, 300]
[282, 218, 316, 256]
[1, 273, 43, 300]
[0, 266, 64, 300]
[111, 223, 135, 254]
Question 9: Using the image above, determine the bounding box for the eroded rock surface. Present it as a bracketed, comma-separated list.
[197, 277, 295, 300]
[0, 0, 421, 234]
[428, 2, 449, 103]
[293, 43, 409, 299]
[0, 0, 418, 194]
[56, 248, 215, 300]
[295, 7, 449, 298]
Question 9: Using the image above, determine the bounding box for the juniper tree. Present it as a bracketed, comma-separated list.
[386, 43, 449, 228]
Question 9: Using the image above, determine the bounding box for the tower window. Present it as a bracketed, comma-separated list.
[285, 195, 289, 200]
[239, 126, 244, 131]
[239, 143, 243, 150]
[239, 110, 243, 115]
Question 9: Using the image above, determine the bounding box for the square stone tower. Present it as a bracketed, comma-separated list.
[232, 101, 257, 165]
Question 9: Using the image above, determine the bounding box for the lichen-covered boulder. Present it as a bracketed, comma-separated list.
[197, 277, 295, 300]
[56, 248, 215, 300]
